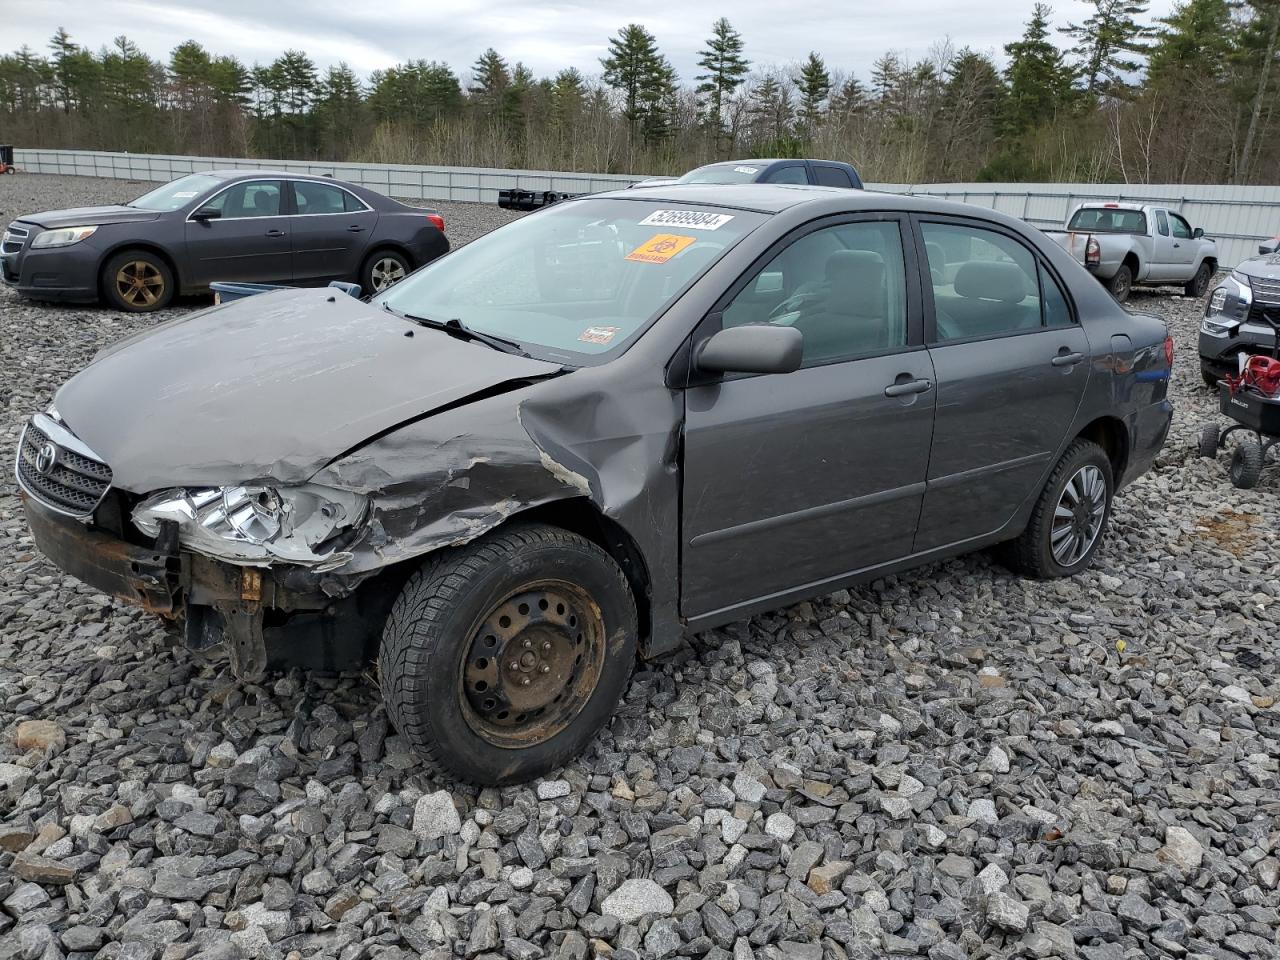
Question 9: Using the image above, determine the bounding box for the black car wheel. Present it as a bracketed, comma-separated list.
[102, 249, 174, 313]
[1184, 262, 1213, 299]
[362, 249, 411, 294]
[1229, 441, 1263, 489]
[1108, 265, 1133, 303]
[379, 523, 637, 785]
[1001, 439, 1113, 579]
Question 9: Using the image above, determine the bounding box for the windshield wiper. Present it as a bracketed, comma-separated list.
[387, 307, 529, 356]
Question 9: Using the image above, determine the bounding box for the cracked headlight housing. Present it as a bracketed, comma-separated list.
[132, 484, 367, 569]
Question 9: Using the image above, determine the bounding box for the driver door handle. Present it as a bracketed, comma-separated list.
[265, 229, 286, 238]
[884, 378, 933, 397]
[1052, 351, 1085, 367]
[347, 225, 365, 232]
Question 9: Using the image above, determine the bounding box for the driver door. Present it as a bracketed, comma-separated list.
[680, 215, 936, 621]
[184, 179, 293, 287]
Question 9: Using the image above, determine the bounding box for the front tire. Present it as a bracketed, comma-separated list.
[361, 249, 412, 295]
[102, 249, 175, 312]
[1107, 265, 1133, 303]
[1002, 439, 1114, 579]
[1198, 423, 1220, 459]
[379, 524, 637, 785]
[1184, 262, 1212, 299]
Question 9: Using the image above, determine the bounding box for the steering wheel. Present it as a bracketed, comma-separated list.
[768, 290, 825, 320]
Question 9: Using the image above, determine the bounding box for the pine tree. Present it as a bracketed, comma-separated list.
[602, 24, 676, 143]
[1003, 3, 1077, 134]
[695, 18, 749, 129]
[1061, 0, 1155, 96]
[797, 52, 831, 137]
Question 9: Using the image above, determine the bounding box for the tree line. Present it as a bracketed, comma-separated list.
[1, 1, 1278, 185]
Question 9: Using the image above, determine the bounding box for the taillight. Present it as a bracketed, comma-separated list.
[426, 214, 445, 233]
[1164, 335, 1175, 368]
[1086, 236, 1100, 266]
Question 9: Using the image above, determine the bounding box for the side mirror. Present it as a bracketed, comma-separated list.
[1193, 227, 1204, 239]
[695, 324, 803, 376]
[191, 206, 221, 222]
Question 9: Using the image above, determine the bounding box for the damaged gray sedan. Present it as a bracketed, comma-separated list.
[17, 185, 1173, 784]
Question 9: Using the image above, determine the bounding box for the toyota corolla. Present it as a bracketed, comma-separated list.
[16, 184, 1173, 784]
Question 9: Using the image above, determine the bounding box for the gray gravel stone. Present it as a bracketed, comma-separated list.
[601, 879, 674, 922]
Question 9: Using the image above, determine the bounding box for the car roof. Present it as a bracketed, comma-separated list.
[197, 169, 352, 186]
[592, 183, 1013, 220]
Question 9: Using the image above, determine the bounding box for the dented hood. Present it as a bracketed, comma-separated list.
[53, 287, 562, 492]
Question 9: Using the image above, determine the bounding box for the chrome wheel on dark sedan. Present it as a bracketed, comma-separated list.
[1050, 465, 1107, 566]
[369, 254, 408, 291]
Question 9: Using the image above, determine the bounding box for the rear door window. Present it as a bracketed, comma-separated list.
[813, 166, 853, 188]
[292, 180, 358, 216]
[762, 165, 808, 185]
[920, 222, 1045, 341]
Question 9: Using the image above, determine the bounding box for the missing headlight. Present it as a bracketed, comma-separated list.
[132, 483, 368, 569]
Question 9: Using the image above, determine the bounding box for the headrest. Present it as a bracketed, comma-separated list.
[954, 260, 1027, 304]
[826, 250, 885, 315]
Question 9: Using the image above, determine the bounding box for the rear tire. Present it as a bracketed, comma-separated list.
[379, 523, 637, 785]
[101, 249, 175, 312]
[361, 248, 412, 295]
[1107, 265, 1133, 303]
[1184, 262, 1212, 299]
[1229, 441, 1263, 489]
[1001, 439, 1113, 579]
[1198, 423, 1220, 459]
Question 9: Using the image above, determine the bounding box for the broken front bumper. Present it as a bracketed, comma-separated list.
[21, 494, 375, 678]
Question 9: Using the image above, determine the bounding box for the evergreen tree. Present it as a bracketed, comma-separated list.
[1061, 0, 1155, 95]
[797, 52, 831, 137]
[469, 48, 514, 121]
[1146, 0, 1233, 80]
[48, 28, 99, 112]
[695, 18, 749, 129]
[601, 24, 676, 143]
[1003, 3, 1076, 134]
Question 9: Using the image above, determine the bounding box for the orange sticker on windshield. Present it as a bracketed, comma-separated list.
[626, 234, 697, 264]
[579, 326, 620, 345]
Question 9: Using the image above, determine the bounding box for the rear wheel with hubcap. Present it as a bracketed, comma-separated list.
[102, 249, 174, 312]
[1001, 438, 1114, 578]
[362, 249, 411, 294]
[379, 524, 637, 785]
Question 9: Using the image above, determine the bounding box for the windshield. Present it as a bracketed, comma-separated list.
[678, 163, 766, 185]
[376, 197, 768, 363]
[1068, 207, 1147, 234]
[129, 174, 221, 211]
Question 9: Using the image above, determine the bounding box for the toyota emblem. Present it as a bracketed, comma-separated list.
[34, 441, 59, 475]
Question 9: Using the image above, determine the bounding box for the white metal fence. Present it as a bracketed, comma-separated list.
[14, 149, 1280, 267]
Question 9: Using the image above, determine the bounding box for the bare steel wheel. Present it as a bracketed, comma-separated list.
[102, 249, 174, 312]
[379, 523, 637, 785]
[1050, 464, 1107, 566]
[363, 250, 410, 293]
[461, 584, 605, 748]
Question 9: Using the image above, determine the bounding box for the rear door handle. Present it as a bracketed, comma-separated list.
[1052, 351, 1085, 367]
[884, 378, 933, 397]
[347, 225, 365, 233]
[265, 229, 286, 238]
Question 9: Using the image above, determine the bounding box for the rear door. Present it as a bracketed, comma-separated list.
[288, 180, 377, 283]
[183, 179, 292, 286]
[681, 215, 935, 619]
[913, 217, 1090, 552]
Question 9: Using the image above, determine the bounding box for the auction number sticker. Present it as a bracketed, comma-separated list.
[638, 209, 735, 231]
[733, 166, 759, 174]
[625, 234, 697, 264]
[579, 325, 621, 345]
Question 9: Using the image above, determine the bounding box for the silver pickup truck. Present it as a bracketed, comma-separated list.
[1044, 202, 1217, 303]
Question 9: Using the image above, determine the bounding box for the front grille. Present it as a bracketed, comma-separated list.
[16, 417, 113, 518]
[1251, 276, 1280, 305]
[1, 222, 30, 255]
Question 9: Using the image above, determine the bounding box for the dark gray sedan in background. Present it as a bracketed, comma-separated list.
[1, 170, 449, 311]
[18, 184, 1172, 783]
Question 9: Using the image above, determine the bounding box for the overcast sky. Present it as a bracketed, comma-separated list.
[5, 0, 1180, 85]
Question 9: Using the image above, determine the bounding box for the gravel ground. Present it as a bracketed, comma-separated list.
[1, 174, 1277, 960]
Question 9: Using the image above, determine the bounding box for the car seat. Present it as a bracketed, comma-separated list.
[792, 250, 888, 362]
[253, 190, 278, 217]
[942, 261, 1039, 338]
